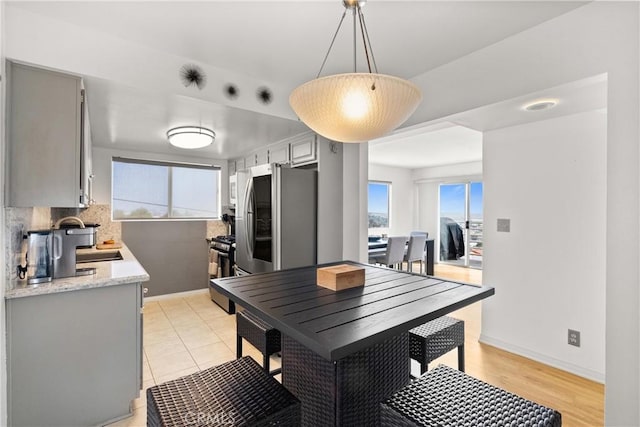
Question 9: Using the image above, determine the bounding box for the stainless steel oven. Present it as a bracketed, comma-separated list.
[208, 235, 236, 314]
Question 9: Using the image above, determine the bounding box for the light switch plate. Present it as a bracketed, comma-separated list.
[497, 218, 511, 232]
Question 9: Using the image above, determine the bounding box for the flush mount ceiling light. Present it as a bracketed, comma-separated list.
[523, 99, 558, 111]
[167, 126, 215, 149]
[289, 0, 422, 143]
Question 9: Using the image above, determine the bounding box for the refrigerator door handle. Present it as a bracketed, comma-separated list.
[244, 177, 255, 260]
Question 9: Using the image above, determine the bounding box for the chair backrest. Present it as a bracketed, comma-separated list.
[385, 236, 409, 265]
[410, 231, 429, 239]
[406, 234, 427, 262]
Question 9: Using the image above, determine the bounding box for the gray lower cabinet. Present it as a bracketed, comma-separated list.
[6, 283, 143, 426]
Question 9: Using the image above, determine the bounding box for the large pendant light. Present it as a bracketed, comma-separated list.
[290, 0, 422, 143]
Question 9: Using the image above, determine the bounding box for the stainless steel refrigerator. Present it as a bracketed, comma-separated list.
[236, 163, 317, 274]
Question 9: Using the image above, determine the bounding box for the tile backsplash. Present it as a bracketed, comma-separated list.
[52, 204, 121, 243]
[207, 220, 229, 238]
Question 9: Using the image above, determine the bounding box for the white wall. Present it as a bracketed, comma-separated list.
[407, 3, 638, 423]
[481, 110, 606, 381]
[368, 164, 414, 237]
[316, 137, 344, 264]
[416, 182, 438, 240]
[342, 144, 368, 263]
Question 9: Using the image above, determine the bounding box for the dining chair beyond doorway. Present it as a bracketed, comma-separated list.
[370, 236, 408, 269]
[404, 233, 428, 274]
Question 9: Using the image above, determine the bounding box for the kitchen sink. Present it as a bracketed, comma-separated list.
[76, 250, 123, 263]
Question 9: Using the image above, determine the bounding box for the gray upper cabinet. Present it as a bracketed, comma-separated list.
[244, 153, 257, 169]
[255, 148, 269, 166]
[290, 133, 318, 166]
[6, 61, 90, 207]
[269, 143, 290, 165]
[236, 158, 246, 172]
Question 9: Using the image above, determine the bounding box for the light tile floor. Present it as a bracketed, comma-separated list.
[106, 290, 280, 427]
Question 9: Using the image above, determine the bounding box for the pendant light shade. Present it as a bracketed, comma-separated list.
[167, 126, 215, 149]
[290, 73, 421, 143]
[289, 0, 422, 143]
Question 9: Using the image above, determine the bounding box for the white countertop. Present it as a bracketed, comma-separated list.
[6, 243, 150, 299]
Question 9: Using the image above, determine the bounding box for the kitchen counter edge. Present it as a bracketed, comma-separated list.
[6, 244, 150, 299]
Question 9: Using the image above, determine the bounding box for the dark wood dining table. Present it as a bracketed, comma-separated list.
[211, 261, 494, 426]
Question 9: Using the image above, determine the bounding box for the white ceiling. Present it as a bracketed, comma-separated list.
[6, 1, 593, 163]
[369, 124, 482, 169]
[369, 74, 607, 169]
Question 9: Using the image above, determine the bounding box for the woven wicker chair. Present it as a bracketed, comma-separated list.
[147, 356, 300, 426]
[381, 364, 562, 426]
[409, 315, 464, 375]
[237, 309, 282, 376]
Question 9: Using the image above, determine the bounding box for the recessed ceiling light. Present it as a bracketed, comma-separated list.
[523, 99, 558, 111]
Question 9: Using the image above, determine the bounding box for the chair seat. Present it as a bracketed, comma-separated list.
[409, 316, 464, 374]
[147, 356, 300, 426]
[237, 309, 282, 376]
[381, 364, 562, 427]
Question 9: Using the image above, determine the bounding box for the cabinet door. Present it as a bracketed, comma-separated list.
[235, 158, 245, 172]
[7, 284, 141, 426]
[229, 159, 237, 175]
[7, 62, 83, 207]
[229, 174, 238, 206]
[256, 149, 269, 166]
[290, 134, 318, 166]
[269, 144, 290, 164]
[244, 154, 257, 169]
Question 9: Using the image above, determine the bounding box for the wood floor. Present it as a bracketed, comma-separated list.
[430, 263, 604, 427]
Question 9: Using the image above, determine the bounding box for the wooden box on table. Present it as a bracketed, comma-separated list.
[317, 264, 365, 291]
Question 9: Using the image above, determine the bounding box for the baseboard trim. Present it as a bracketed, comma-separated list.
[479, 333, 605, 384]
[144, 288, 209, 302]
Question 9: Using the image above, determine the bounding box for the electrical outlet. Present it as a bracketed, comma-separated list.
[568, 329, 581, 347]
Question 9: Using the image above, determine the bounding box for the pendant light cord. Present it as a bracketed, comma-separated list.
[316, 9, 348, 78]
[315, 3, 379, 79]
[358, 8, 378, 74]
